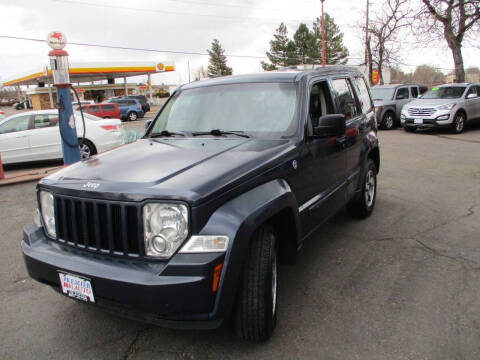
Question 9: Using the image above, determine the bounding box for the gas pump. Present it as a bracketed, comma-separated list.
[47, 31, 81, 165]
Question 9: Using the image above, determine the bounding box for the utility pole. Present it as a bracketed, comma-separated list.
[365, 0, 373, 85]
[321, 0, 326, 67]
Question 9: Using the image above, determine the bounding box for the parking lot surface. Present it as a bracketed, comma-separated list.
[1, 125, 479, 359]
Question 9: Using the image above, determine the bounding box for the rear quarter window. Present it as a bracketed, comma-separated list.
[101, 104, 116, 111]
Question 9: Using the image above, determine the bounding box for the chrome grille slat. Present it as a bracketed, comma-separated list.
[408, 107, 436, 116]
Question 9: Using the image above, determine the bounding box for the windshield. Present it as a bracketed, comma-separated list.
[371, 87, 395, 101]
[422, 86, 466, 99]
[150, 82, 298, 137]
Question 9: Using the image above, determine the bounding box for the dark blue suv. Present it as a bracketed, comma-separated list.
[22, 66, 380, 341]
[106, 98, 144, 121]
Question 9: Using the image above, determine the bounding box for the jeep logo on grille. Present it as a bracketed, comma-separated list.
[82, 182, 100, 190]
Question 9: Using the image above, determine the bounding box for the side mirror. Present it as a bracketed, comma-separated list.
[313, 114, 346, 137]
[145, 119, 152, 130]
[466, 93, 477, 99]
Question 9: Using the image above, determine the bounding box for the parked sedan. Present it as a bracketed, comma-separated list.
[401, 83, 480, 133]
[0, 110, 123, 165]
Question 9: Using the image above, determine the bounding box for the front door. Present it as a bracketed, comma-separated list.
[0, 114, 32, 164]
[394, 87, 410, 120]
[28, 113, 62, 161]
[296, 79, 347, 236]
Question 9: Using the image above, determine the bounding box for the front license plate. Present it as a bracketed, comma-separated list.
[414, 119, 423, 124]
[58, 272, 95, 303]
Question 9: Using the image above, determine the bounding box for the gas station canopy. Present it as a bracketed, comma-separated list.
[2, 61, 175, 87]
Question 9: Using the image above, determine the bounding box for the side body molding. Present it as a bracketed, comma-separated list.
[198, 178, 300, 319]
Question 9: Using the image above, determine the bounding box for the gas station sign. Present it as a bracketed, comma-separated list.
[372, 69, 380, 85]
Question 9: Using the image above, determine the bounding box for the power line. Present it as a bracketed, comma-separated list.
[52, 0, 313, 24]
[0, 35, 268, 59]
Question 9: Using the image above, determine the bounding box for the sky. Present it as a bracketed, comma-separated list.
[0, 0, 479, 86]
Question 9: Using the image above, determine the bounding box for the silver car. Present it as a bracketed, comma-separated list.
[401, 83, 480, 134]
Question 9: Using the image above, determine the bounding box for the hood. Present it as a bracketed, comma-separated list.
[373, 100, 395, 107]
[42, 137, 294, 205]
[404, 98, 458, 108]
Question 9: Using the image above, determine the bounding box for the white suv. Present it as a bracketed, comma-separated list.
[401, 83, 480, 134]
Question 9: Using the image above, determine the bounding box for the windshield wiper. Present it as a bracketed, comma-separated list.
[192, 129, 250, 138]
[150, 130, 186, 138]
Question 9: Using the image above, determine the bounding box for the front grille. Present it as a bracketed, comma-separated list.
[53, 195, 143, 258]
[408, 107, 436, 117]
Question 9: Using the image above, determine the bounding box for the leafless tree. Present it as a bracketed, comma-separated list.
[415, 0, 480, 82]
[367, 0, 413, 84]
[193, 66, 208, 81]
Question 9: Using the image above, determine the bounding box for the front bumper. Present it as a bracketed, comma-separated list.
[22, 223, 225, 329]
[401, 112, 453, 129]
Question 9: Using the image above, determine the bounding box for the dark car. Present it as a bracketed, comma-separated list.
[22, 66, 380, 341]
[372, 84, 428, 129]
[105, 98, 144, 121]
[125, 95, 150, 113]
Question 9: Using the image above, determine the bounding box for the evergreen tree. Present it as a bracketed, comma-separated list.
[312, 13, 349, 65]
[207, 39, 233, 77]
[262, 23, 300, 71]
[293, 23, 317, 64]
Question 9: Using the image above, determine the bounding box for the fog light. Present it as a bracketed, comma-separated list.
[436, 114, 450, 121]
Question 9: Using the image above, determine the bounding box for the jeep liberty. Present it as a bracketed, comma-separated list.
[22, 66, 380, 341]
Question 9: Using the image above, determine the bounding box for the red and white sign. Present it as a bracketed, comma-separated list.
[59, 272, 95, 303]
[47, 31, 67, 50]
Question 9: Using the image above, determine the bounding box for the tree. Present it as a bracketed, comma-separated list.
[193, 65, 208, 81]
[417, 0, 480, 83]
[262, 23, 291, 70]
[312, 13, 349, 64]
[207, 39, 233, 78]
[293, 23, 318, 64]
[367, 0, 413, 84]
[411, 65, 446, 85]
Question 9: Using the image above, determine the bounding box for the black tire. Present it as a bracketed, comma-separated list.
[78, 139, 97, 160]
[451, 112, 466, 134]
[404, 126, 416, 133]
[127, 111, 138, 121]
[381, 112, 395, 130]
[234, 225, 278, 341]
[347, 158, 377, 218]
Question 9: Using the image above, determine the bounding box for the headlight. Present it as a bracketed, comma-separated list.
[180, 235, 229, 253]
[39, 190, 56, 237]
[143, 203, 188, 258]
[436, 103, 456, 111]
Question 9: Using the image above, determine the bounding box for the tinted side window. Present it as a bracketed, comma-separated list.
[89, 105, 100, 113]
[396, 87, 409, 100]
[127, 100, 136, 105]
[354, 77, 373, 114]
[0, 115, 31, 134]
[466, 86, 479, 98]
[331, 78, 359, 120]
[102, 104, 116, 111]
[33, 114, 58, 128]
[410, 87, 419, 98]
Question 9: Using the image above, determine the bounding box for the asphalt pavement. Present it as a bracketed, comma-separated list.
[1, 124, 479, 359]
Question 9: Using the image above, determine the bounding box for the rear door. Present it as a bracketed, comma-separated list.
[28, 113, 62, 161]
[0, 114, 32, 164]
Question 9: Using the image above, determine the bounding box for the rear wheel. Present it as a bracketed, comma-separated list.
[234, 225, 278, 341]
[128, 111, 138, 121]
[381, 112, 395, 130]
[78, 139, 96, 160]
[347, 158, 377, 218]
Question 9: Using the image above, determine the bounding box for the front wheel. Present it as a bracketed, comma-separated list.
[452, 112, 465, 134]
[381, 112, 395, 130]
[128, 111, 138, 121]
[234, 225, 278, 341]
[347, 158, 377, 218]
